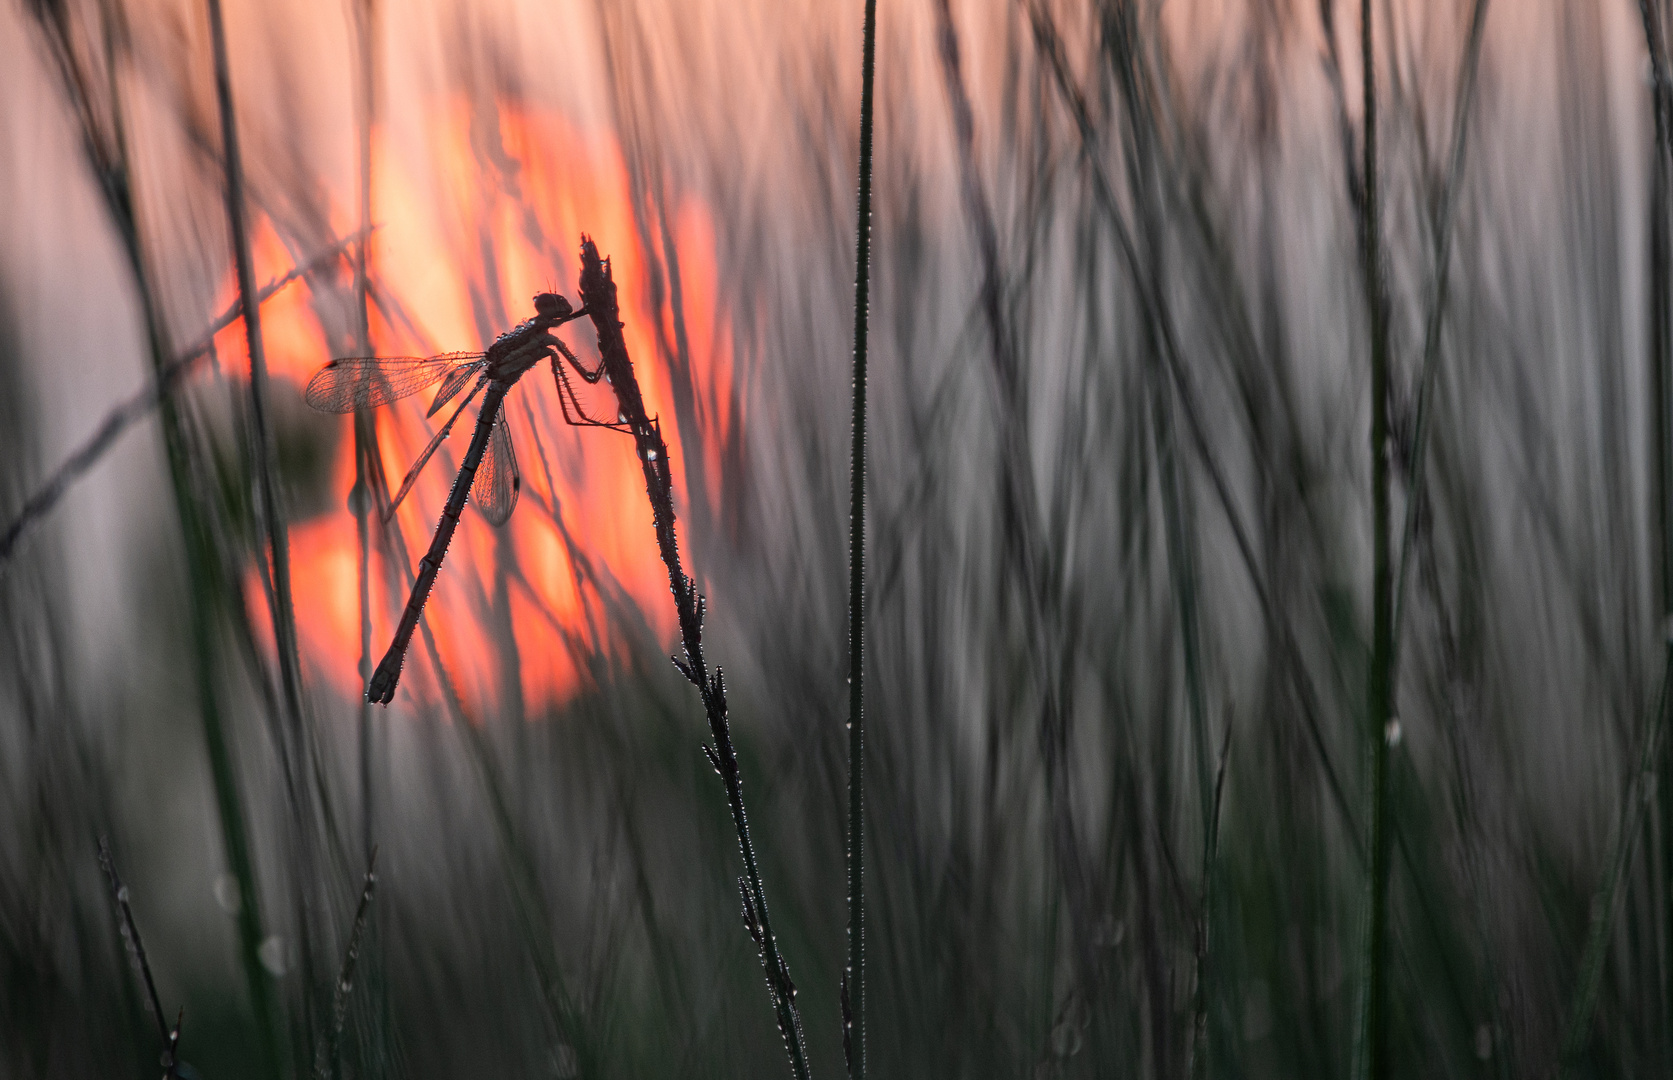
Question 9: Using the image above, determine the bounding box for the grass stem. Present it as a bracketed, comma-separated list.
[1355, 1, 1394, 1077]
[323, 848, 377, 1080]
[203, 0, 308, 742]
[579, 238, 813, 1080]
[352, 0, 380, 883]
[845, 0, 878, 1077]
[97, 837, 178, 1076]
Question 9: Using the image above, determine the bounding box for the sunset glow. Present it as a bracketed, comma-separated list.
[233, 100, 731, 716]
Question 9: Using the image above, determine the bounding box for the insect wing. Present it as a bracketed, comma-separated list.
[427, 364, 482, 418]
[473, 411, 520, 526]
[382, 379, 486, 521]
[304, 352, 484, 414]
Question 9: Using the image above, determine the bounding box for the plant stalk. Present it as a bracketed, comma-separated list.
[204, 0, 307, 735]
[579, 238, 812, 1080]
[1356, 1, 1393, 1077]
[845, 1, 878, 1077]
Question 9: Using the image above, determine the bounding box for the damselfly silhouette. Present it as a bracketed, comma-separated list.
[306, 292, 617, 704]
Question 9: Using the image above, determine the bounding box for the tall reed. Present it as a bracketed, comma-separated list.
[1353, 1, 1394, 1077]
[844, 0, 878, 1076]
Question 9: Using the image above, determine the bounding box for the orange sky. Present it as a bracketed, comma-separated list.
[230, 101, 731, 717]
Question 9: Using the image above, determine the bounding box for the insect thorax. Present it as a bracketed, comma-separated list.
[485, 317, 549, 379]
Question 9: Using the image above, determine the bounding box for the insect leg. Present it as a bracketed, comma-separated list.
[546, 346, 632, 432]
[540, 331, 606, 384]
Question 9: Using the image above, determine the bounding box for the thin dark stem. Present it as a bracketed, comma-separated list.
[204, 0, 306, 736]
[1096, 15, 1218, 1063]
[1189, 716, 1233, 1079]
[1389, 0, 1490, 681]
[1560, 652, 1673, 1072]
[97, 839, 171, 1058]
[1357, 0, 1393, 1076]
[845, 1, 878, 1077]
[97, 841, 188, 1077]
[938, 1, 1106, 1028]
[1557, 4, 1673, 1071]
[25, 4, 283, 1070]
[1638, 1, 1673, 1059]
[579, 238, 812, 1080]
[203, 8, 326, 1058]
[1020, 45, 1491, 1058]
[1023, 0, 1363, 858]
[324, 848, 378, 1080]
[352, 0, 379, 879]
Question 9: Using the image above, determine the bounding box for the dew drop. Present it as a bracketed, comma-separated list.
[259, 934, 287, 977]
[116, 886, 129, 904]
[214, 874, 242, 915]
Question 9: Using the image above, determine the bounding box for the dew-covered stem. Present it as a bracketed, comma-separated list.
[579, 238, 812, 1080]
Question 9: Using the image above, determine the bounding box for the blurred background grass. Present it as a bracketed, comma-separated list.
[4, 0, 1673, 1077]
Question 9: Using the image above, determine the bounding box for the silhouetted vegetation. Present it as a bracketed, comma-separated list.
[3, 1, 1671, 1078]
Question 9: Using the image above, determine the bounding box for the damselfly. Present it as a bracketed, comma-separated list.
[306, 292, 615, 704]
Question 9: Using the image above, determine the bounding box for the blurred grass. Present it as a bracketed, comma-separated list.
[6, 0, 1673, 1078]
